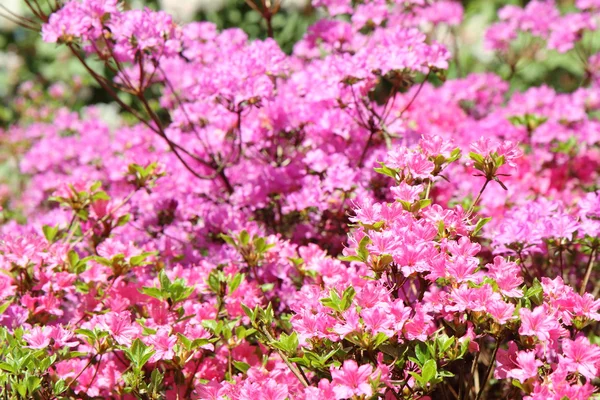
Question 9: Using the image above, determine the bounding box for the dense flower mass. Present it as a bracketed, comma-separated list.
[0, 0, 600, 399]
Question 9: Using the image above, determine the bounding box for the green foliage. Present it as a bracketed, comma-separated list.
[140, 269, 195, 307]
[196, 0, 316, 54]
[0, 327, 62, 399]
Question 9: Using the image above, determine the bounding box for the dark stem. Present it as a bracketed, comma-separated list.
[467, 179, 491, 218]
[558, 244, 565, 281]
[265, 13, 274, 38]
[357, 128, 377, 168]
[464, 349, 480, 399]
[475, 340, 500, 400]
[185, 357, 203, 397]
[86, 354, 104, 392]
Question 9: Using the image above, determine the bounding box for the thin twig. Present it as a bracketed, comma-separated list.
[580, 248, 597, 296]
[386, 69, 431, 126]
[69, 191, 136, 247]
[466, 179, 491, 218]
[260, 327, 309, 387]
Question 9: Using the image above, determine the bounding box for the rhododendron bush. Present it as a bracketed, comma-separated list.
[1, 0, 600, 399]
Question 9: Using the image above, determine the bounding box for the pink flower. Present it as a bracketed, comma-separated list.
[330, 360, 374, 399]
[361, 305, 395, 337]
[486, 299, 516, 324]
[0, 273, 15, 300]
[506, 350, 543, 383]
[390, 183, 423, 203]
[23, 326, 51, 349]
[407, 153, 435, 180]
[333, 308, 361, 337]
[240, 378, 288, 400]
[486, 256, 523, 297]
[146, 327, 177, 362]
[559, 336, 600, 380]
[50, 326, 79, 348]
[96, 311, 140, 346]
[519, 306, 563, 343]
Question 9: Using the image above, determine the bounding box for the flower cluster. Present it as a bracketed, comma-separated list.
[0, 0, 599, 399]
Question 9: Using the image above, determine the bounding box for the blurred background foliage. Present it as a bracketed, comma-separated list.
[0, 0, 597, 129]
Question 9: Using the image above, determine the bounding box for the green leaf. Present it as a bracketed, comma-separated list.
[374, 163, 398, 180]
[459, 338, 470, 358]
[54, 380, 67, 395]
[202, 320, 219, 333]
[437, 334, 455, 353]
[116, 214, 131, 227]
[42, 225, 59, 242]
[130, 252, 155, 267]
[254, 237, 267, 253]
[25, 375, 42, 394]
[177, 333, 192, 351]
[448, 147, 462, 162]
[372, 332, 389, 349]
[92, 190, 111, 201]
[236, 326, 256, 339]
[525, 278, 543, 305]
[508, 115, 525, 126]
[338, 255, 364, 262]
[357, 236, 372, 261]
[233, 361, 251, 373]
[241, 304, 254, 321]
[472, 217, 492, 237]
[140, 287, 164, 301]
[260, 283, 275, 292]
[0, 301, 11, 315]
[207, 271, 222, 294]
[339, 286, 356, 312]
[273, 332, 299, 355]
[150, 368, 164, 393]
[68, 250, 80, 267]
[219, 233, 236, 246]
[239, 230, 250, 246]
[229, 273, 244, 294]
[75, 328, 97, 342]
[90, 181, 102, 192]
[469, 152, 485, 164]
[14, 380, 27, 397]
[421, 359, 437, 384]
[512, 379, 526, 391]
[437, 220, 446, 236]
[415, 342, 429, 365]
[125, 339, 155, 369]
[159, 270, 171, 289]
[418, 199, 432, 210]
[321, 288, 343, 312]
[0, 362, 15, 373]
